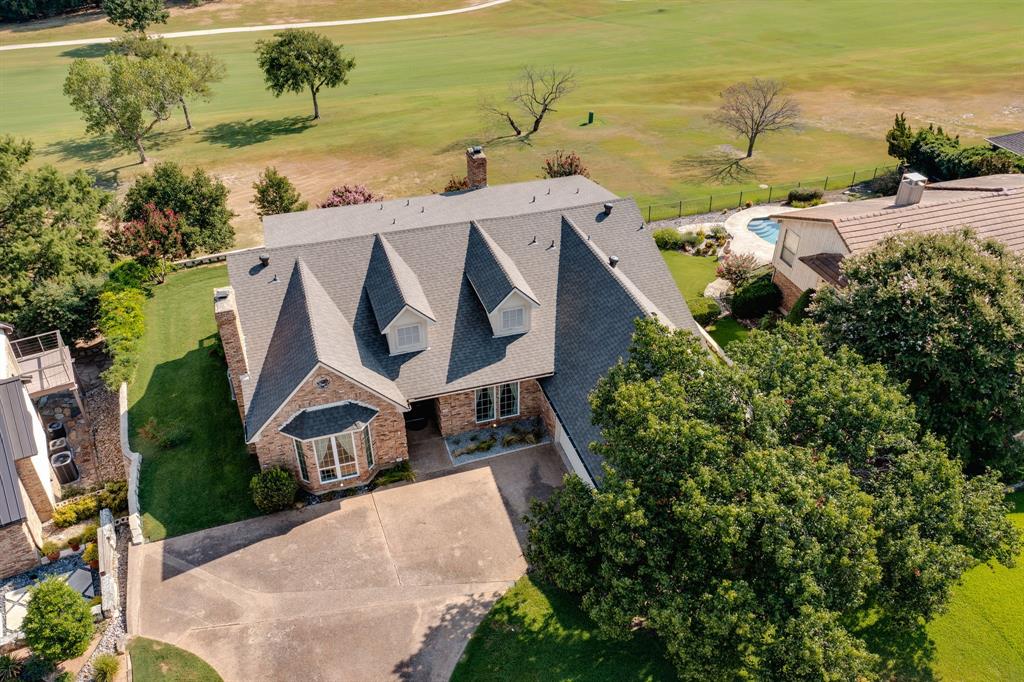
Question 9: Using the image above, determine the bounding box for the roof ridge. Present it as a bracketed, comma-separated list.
[560, 215, 673, 328]
[835, 189, 1016, 224]
[293, 259, 334, 360]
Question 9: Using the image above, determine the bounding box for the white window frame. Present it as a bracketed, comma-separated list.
[293, 439, 310, 482]
[501, 306, 525, 332]
[395, 323, 423, 350]
[362, 424, 375, 469]
[475, 386, 495, 423]
[498, 382, 520, 419]
[780, 229, 800, 266]
[475, 382, 520, 423]
[309, 432, 360, 484]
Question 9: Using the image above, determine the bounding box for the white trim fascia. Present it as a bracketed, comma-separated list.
[381, 306, 433, 335]
[488, 288, 541, 316]
[278, 398, 381, 435]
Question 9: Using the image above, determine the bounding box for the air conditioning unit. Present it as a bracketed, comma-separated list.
[47, 421, 67, 441]
[50, 451, 80, 486]
[48, 438, 68, 454]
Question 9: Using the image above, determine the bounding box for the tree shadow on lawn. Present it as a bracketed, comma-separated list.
[199, 116, 314, 148]
[60, 42, 113, 58]
[673, 150, 757, 184]
[852, 613, 937, 681]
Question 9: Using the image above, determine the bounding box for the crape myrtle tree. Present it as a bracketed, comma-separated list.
[526, 320, 1019, 681]
[106, 202, 185, 282]
[256, 30, 356, 120]
[319, 184, 381, 208]
[124, 161, 235, 255]
[0, 136, 110, 341]
[813, 230, 1024, 479]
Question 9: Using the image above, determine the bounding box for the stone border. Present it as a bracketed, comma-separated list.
[97, 509, 118, 618]
[118, 384, 144, 545]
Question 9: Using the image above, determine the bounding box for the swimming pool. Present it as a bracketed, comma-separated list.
[747, 216, 781, 245]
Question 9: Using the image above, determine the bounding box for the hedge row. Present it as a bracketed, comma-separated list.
[731, 274, 782, 319]
[0, 0, 96, 21]
[98, 284, 146, 390]
[52, 481, 128, 528]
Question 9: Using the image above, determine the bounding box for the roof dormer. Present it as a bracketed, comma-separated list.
[465, 221, 540, 337]
[365, 234, 435, 355]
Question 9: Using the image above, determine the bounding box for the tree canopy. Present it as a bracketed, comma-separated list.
[526, 319, 1019, 681]
[255, 30, 356, 120]
[22, 577, 94, 663]
[252, 167, 308, 217]
[885, 113, 1023, 180]
[0, 136, 110, 341]
[708, 78, 799, 158]
[123, 161, 235, 255]
[101, 0, 168, 34]
[813, 230, 1024, 479]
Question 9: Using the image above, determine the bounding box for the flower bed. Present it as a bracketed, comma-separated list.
[446, 418, 550, 466]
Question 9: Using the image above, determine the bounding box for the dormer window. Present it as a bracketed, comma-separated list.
[501, 306, 525, 332]
[396, 323, 422, 350]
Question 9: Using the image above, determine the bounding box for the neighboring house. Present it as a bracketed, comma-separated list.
[0, 325, 78, 578]
[770, 173, 1024, 309]
[986, 131, 1024, 157]
[217, 149, 703, 490]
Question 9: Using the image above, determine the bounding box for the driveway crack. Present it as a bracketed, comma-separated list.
[371, 493, 404, 586]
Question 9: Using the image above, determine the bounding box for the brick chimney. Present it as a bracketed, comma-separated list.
[894, 171, 927, 206]
[214, 286, 249, 425]
[466, 146, 487, 189]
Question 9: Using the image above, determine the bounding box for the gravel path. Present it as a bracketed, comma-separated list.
[0, 0, 511, 51]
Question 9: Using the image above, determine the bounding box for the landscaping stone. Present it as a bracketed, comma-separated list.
[67, 569, 92, 594]
[446, 418, 550, 466]
[4, 603, 25, 631]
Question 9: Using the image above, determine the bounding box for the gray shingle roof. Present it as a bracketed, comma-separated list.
[279, 402, 378, 440]
[229, 195, 703, 460]
[365, 234, 436, 332]
[262, 176, 617, 248]
[465, 222, 539, 313]
[986, 131, 1024, 156]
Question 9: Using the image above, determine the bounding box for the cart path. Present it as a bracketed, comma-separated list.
[0, 0, 510, 51]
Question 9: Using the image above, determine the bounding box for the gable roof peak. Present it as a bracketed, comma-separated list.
[465, 220, 540, 313]
[366, 233, 436, 332]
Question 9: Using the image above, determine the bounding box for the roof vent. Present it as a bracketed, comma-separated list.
[603, 203, 614, 215]
[213, 288, 230, 302]
[547, 240, 556, 251]
[609, 255, 619, 268]
[528, 236, 537, 245]
[258, 253, 270, 266]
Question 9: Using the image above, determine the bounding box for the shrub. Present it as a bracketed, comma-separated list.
[786, 288, 816, 323]
[80, 523, 98, 544]
[41, 540, 61, 557]
[106, 259, 155, 292]
[319, 184, 381, 208]
[93, 653, 120, 682]
[82, 543, 98, 563]
[250, 467, 298, 513]
[787, 187, 823, 204]
[96, 481, 129, 513]
[0, 654, 21, 682]
[15, 656, 54, 682]
[652, 228, 685, 250]
[789, 198, 824, 208]
[442, 175, 470, 192]
[52, 495, 99, 528]
[22, 577, 94, 663]
[731, 274, 782, 319]
[710, 225, 729, 238]
[689, 297, 721, 326]
[862, 168, 901, 196]
[97, 287, 146, 389]
[679, 231, 701, 249]
[372, 461, 415, 488]
[542, 150, 590, 178]
[716, 253, 759, 288]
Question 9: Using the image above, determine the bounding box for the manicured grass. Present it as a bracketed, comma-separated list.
[129, 637, 223, 682]
[660, 251, 718, 303]
[129, 265, 259, 541]
[2, 1, 1020, 246]
[451, 576, 676, 681]
[926, 492, 1024, 681]
[705, 316, 749, 349]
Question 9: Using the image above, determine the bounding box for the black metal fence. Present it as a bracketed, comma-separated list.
[642, 164, 898, 223]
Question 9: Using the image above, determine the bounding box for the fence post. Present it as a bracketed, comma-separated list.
[872, 167, 878, 179]
[824, 175, 829, 191]
[851, 170, 857, 185]
[708, 196, 713, 212]
[738, 191, 744, 207]
[647, 205, 652, 222]
[768, 186, 773, 203]
[678, 200, 682, 218]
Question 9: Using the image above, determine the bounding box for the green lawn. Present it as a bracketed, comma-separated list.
[129, 637, 223, 682]
[129, 265, 259, 541]
[452, 576, 677, 682]
[660, 251, 718, 303]
[2, 1, 1020, 246]
[705, 316, 749, 349]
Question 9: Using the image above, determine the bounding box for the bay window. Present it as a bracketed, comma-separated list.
[310, 432, 359, 483]
[293, 440, 310, 482]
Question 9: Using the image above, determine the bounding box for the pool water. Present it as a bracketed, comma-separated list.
[747, 217, 781, 244]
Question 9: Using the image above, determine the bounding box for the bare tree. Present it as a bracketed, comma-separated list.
[708, 78, 799, 158]
[482, 66, 577, 138]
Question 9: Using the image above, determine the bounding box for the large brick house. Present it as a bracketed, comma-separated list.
[217, 149, 703, 490]
[770, 173, 1024, 310]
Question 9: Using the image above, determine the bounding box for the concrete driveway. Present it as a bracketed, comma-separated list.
[128, 445, 565, 681]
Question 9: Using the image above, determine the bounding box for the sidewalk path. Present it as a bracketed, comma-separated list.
[0, 0, 510, 51]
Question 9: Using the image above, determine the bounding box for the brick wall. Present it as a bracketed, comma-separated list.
[214, 288, 249, 426]
[14, 457, 53, 523]
[436, 379, 545, 436]
[772, 269, 805, 313]
[254, 369, 408, 494]
[0, 521, 39, 580]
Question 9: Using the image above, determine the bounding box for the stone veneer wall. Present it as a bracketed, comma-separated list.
[772, 269, 805, 313]
[0, 522, 39, 580]
[13, 458, 52, 523]
[253, 369, 408, 494]
[436, 379, 546, 436]
[214, 288, 249, 426]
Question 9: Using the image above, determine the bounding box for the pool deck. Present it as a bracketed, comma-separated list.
[723, 205, 800, 264]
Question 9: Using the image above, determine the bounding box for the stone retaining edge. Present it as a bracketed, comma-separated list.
[118, 383, 144, 545]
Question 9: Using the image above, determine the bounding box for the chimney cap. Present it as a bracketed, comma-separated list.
[258, 252, 270, 266]
[902, 172, 927, 184]
[609, 255, 619, 268]
[467, 145, 484, 156]
[603, 202, 614, 214]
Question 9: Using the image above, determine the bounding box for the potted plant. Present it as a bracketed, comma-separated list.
[82, 543, 99, 570]
[41, 540, 61, 562]
[67, 534, 81, 552]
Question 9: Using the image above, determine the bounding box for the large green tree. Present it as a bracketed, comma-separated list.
[123, 161, 235, 255]
[64, 53, 187, 163]
[101, 0, 168, 34]
[255, 30, 356, 120]
[813, 230, 1024, 479]
[526, 320, 1019, 681]
[884, 113, 1023, 180]
[0, 137, 110, 341]
[252, 167, 308, 217]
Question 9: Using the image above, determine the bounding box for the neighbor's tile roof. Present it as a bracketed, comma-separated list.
[365, 234, 436, 331]
[261, 176, 618, 248]
[773, 178, 1024, 255]
[798, 253, 847, 287]
[986, 132, 1024, 156]
[229, 195, 701, 456]
[279, 402, 379, 441]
